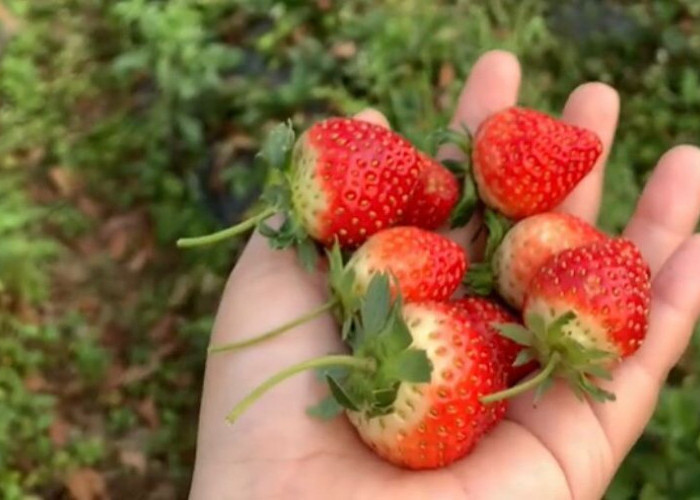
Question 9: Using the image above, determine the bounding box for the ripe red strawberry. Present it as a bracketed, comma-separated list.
[472, 107, 603, 220]
[481, 238, 651, 404]
[346, 226, 467, 303]
[178, 117, 422, 260]
[401, 153, 459, 230]
[453, 296, 536, 386]
[468, 212, 606, 310]
[225, 280, 506, 470]
[346, 300, 506, 469]
[290, 118, 421, 247]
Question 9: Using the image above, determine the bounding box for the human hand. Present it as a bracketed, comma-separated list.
[188, 50, 700, 500]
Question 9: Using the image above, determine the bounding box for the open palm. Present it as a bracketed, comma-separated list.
[189, 51, 700, 500]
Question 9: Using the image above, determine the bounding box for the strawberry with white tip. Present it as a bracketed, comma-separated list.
[178, 117, 423, 265]
[225, 275, 507, 470]
[481, 237, 651, 404]
[466, 212, 606, 310]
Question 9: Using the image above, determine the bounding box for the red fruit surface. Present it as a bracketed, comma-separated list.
[401, 153, 459, 230]
[291, 118, 421, 247]
[524, 237, 651, 358]
[472, 107, 603, 220]
[348, 226, 468, 303]
[453, 296, 536, 386]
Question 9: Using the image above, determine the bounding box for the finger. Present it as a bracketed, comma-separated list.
[437, 49, 521, 165]
[354, 108, 391, 129]
[439, 50, 521, 253]
[623, 145, 700, 274]
[506, 381, 616, 500]
[556, 83, 620, 223]
[194, 231, 344, 467]
[445, 50, 521, 139]
[590, 235, 700, 459]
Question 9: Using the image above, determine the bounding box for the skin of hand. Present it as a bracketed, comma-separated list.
[188, 50, 700, 500]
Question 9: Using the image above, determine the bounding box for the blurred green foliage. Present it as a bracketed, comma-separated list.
[0, 0, 699, 497]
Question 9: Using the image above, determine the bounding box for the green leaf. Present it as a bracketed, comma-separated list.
[449, 175, 477, 228]
[177, 113, 203, 146]
[482, 209, 512, 261]
[583, 364, 613, 380]
[583, 347, 618, 361]
[496, 323, 533, 346]
[326, 375, 360, 412]
[257, 220, 279, 239]
[341, 317, 353, 342]
[314, 365, 349, 383]
[306, 395, 344, 420]
[464, 261, 494, 296]
[360, 274, 391, 336]
[533, 375, 554, 404]
[376, 306, 413, 355]
[386, 349, 432, 383]
[525, 312, 547, 338]
[372, 383, 400, 409]
[428, 127, 471, 155]
[578, 375, 616, 403]
[259, 121, 295, 171]
[513, 349, 535, 367]
[296, 237, 319, 271]
[347, 315, 364, 350]
[261, 183, 291, 209]
[327, 242, 345, 282]
[441, 159, 466, 176]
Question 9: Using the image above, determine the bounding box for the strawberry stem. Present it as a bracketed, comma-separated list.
[479, 352, 560, 404]
[226, 355, 376, 423]
[208, 299, 339, 354]
[176, 206, 278, 248]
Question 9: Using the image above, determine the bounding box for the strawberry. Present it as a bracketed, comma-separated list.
[289, 118, 421, 248]
[453, 296, 536, 386]
[226, 278, 506, 470]
[401, 153, 459, 230]
[178, 118, 422, 264]
[344, 300, 506, 469]
[344, 226, 467, 304]
[481, 238, 651, 404]
[472, 107, 603, 220]
[209, 226, 469, 353]
[467, 212, 606, 310]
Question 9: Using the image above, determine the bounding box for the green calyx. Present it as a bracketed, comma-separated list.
[311, 273, 433, 419]
[480, 310, 618, 405]
[463, 208, 511, 296]
[428, 123, 479, 229]
[464, 261, 495, 296]
[176, 121, 319, 269]
[481, 208, 512, 262]
[326, 241, 362, 339]
[225, 273, 433, 424]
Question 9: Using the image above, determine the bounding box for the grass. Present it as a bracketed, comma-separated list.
[0, 0, 698, 498]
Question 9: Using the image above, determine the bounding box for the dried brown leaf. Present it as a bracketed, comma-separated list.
[119, 449, 148, 475]
[438, 63, 455, 89]
[65, 468, 109, 500]
[332, 41, 356, 59]
[49, 167, 81, 197]
[49, 416, 71, 447]
[137, 397, 160, 429]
